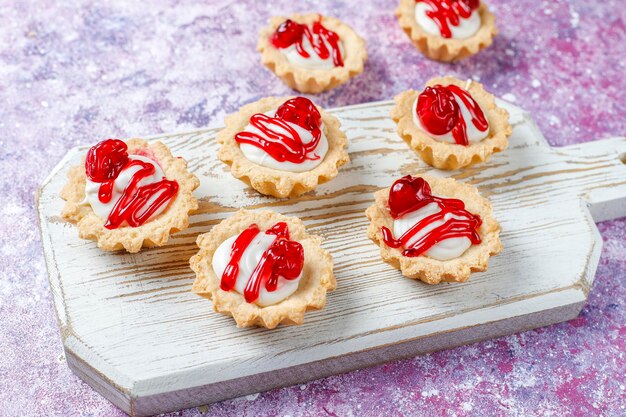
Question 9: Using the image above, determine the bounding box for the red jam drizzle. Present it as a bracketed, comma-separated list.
[86, 139, 129, 203]
[235, 97, 323, 164]
[85, 139, 179, 229]
[381, 176, 482, 257]
[418, 0, 479, 38]
[220, 222, 304, 304]
[270, 16, 344, 67]
[417, 84, 488, 146]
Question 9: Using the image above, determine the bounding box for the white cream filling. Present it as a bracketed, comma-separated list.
[393, 202, 472, 261]
[239, 109, 329, 172]
[280, 32, 345, 70]
[412, 93, 489, 144]
[212, 233, 302, 307]
[414, 1, 481, 39]
[84, 155, 169, 223]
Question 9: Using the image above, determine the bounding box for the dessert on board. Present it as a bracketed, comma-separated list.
[217, 96, 349, 198]
[366, 175, 502, 284]
[190, 209, 336, 328]
[391, 76, 511, 170]
[60, 138, 199, 253]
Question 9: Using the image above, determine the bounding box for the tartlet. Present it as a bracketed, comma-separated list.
[190, 209, 336, 328]
[60, 138, 199, 253]
[258, 13, 367, 93]
[218, 96, 349, 198]
[396, 0, 497, 62]
[366, 175, 502, 284]
[391, 76, 511, 170]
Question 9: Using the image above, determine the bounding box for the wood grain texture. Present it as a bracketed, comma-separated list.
[36, 99, 626, 416]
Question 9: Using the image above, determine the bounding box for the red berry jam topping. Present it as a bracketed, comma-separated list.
[220, 222, 304, 304]
[418, 0, 480, 38]
[270, 16, 344, 67]
[235, 97, 323, 164]
[85, 139, 179, 229]
[381, 176, 482, 257]
[270, 19, 304, 48]
[416, 84, 488, 146]
[86, 139, 129, 183]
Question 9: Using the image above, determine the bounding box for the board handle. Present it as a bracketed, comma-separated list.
[560, 137, 626, 222]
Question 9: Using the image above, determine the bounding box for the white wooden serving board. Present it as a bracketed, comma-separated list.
[37, 99, 626, 416]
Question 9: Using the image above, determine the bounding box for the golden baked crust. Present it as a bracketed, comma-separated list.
[258, 13, 367, 93]
[217, 96, 350, 198]
[190, 209, 336, 329]
[391, 76, 511, 170]
[365, 175, 502, 284]
[396, 0, 497, 62]
[60, 139, 200, 253]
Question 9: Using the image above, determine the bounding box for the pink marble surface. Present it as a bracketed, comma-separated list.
[0, 0, 625, 416]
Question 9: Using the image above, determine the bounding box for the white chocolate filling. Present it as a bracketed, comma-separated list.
[393, 202, 472, 261]
[239, 109, 329, 172]
[280, 33, 345, 70]
[414, 1, 481, 39]
[212, 233, 302, 307]
[84, 155, 169, 223]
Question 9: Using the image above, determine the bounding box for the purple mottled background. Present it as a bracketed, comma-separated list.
[1, 0, 625, 416]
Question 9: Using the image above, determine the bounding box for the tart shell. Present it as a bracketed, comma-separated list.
[190, 209, 336, 329]
[391, 76, 512, 170]
[365, 175, 502, 284]
[60, 139, 200, 253]
[396, 0, 497, 62]
[258, 13, 367, 93]
[217, 96, 350, 198]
